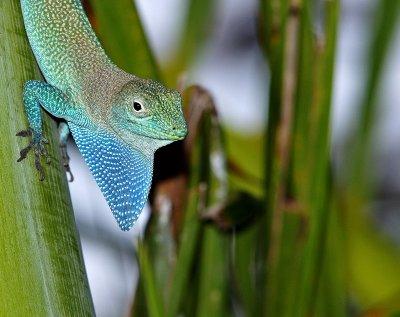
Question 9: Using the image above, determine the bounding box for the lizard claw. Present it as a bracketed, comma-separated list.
[17, 144, 32, 162]
[60, 144, 74, 182]
[65, 166, 74, 182]
[16, 129, 32, 137]
[17, 128, 51, 181]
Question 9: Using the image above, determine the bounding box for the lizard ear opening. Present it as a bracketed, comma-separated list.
[68, 122, 153, 231]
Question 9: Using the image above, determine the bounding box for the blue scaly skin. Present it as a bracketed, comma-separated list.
[17, 0, 187, 231]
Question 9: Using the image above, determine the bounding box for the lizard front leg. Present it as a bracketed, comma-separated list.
[17, 80, 80, 180]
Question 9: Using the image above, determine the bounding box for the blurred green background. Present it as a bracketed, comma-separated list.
[2, 0, 400, 316]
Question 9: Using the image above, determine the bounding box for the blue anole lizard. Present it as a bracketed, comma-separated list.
[17, 0, 188, 231]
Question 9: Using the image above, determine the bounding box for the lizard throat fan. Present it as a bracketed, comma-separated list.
[69, 123, 152, 231]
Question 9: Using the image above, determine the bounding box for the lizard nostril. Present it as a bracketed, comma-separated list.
[172, 127, 176, 130]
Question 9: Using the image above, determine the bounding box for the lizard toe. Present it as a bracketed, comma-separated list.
[16, 128, 32, 138]
[17, 144, 32, 162]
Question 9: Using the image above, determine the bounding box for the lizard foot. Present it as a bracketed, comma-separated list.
[16, 128, 51, 181]
[60, 144, 74, 182]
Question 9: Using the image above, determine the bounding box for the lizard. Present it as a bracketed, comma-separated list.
[17, 0, 188, 231]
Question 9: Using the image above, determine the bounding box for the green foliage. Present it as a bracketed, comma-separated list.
[0, 1, 94, 315]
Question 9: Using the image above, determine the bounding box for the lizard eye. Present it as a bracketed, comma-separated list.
[133, 101, 144, 112]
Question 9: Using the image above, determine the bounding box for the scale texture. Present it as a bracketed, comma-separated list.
[18, 0, 187, 230]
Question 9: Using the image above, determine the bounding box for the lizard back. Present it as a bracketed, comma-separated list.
[21, 0, 112, 95]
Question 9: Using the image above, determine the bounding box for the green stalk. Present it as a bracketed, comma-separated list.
[261, 0, 300, 315]
[315, 200, 346, 317]
[295, 1, 340, 315]
[166, 189, 202, 317]
[0, 1, 94, 315]
[136, 242, 165, 317]
[260, 1, 291, 314]
[195, 110, 229, 317]
[195, 228, 228, 317]
[168, 87, 224, 317]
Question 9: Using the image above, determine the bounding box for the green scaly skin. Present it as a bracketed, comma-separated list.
[17, 0, 187, 231]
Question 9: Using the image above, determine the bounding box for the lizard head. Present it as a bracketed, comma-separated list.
[110, 78, 188, 151]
